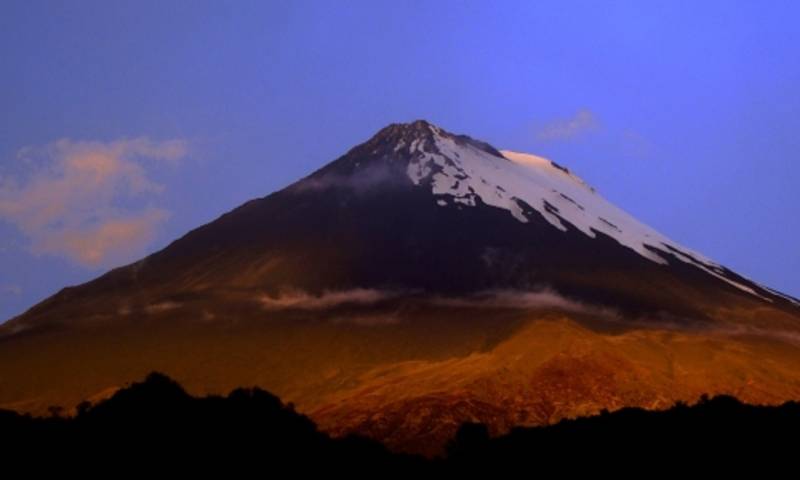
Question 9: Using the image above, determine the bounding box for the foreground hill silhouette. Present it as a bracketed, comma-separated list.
[2, 372, 426, 472]
[2, 372, 798, 472]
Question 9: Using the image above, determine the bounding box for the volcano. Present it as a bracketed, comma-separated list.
[2, 120, 799, 455]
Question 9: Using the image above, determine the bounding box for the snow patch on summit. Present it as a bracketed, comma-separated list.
[402, 125, 770, 301]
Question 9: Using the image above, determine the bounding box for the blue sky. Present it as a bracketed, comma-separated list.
[1, 0, 799, 321]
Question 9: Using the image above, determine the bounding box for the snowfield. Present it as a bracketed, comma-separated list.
[402, 124, 771, 301]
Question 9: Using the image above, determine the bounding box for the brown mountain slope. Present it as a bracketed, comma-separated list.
[310, 313, 800, 456]
[2, 303, 799, 456]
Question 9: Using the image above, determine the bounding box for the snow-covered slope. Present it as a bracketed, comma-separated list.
[402, 123, 771, 301]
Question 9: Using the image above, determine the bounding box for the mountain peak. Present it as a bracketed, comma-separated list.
[368, 119, 445, 151]
[364, 120, 505, 160]
[381, 119, 438, 135]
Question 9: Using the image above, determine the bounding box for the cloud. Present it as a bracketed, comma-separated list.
[1, 284, 22, 296]
[619, 129, 654, 159]
[259, 289, 401, 310]
[430, 289, 603, 314]
[289, 162, 404, 194]
[33, 208, 170, 266]
[0, 137, 188, 267]
[144, 301, 182, 315]
[257, 288, 614, 318]
[535, 109, 600, 141]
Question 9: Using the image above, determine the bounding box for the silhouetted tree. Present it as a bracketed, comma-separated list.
[445, 422, 490, 460]
[3, 372, 800, 473]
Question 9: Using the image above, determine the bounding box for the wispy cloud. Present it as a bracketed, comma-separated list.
[289, 162, 404, 194]
[259, 289, 400, 310]
[619, 129, 654, 159]
[430, 289, 608, 314]
[257, 288, 614, 317]
[0, 284, 22, 296]
[536, 109, 600, 141]
[0, 137, 188, 267]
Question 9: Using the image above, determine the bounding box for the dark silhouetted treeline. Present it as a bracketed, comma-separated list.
[2, 372, 799, 473]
